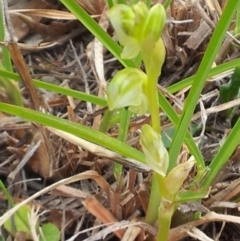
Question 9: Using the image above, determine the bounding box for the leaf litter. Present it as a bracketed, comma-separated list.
[1, 0, 240, 240]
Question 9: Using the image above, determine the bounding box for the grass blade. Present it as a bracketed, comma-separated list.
[0, 103, 145, 164]
[168, 1, 239, 172]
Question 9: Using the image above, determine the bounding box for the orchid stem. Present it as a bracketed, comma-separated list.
[147, 74, 161, 133]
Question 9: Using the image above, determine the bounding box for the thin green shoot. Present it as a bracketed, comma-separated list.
[106, 0, 114, 8]
[0, 181, 15, 207]
[168, 58, 240, 94]
[168, 1, 239, 172]
[163, 0, 172, 10]
[202, 117, 240, 187]
[145, 173, 161, 224]
[114, 108, 131, 180]
[99, 109, 115, 132]
[234, 2, 240, 35]
[0, 3, 13, 72]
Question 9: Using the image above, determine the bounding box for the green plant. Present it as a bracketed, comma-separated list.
[220, 67, 240, 117]
[4, 204, 33, 239]
[105, 2, 200, 240]
[0, 0, 240, 240]
[220, 67, 240, 103]
[0, 181, 60, 241]
[0, 63, 23, 106]
[0, 2, 12, 72]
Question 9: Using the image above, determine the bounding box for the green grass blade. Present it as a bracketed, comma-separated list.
[0, 103, 145, 164]
[178, 187, 209, 203]
[0, 3, 13, 72]
[158, 92, 205, 171]
[164, 0, 172, 10]
[0, 181, 15, 207]
[202, 118, 240, 187]
[168, 1, 239, 172]
[1, 48, 12, 72]
[234, 3, 240, 34]
[114, 108, 131, 179]
[106, 0, 114, 8]
[0, 68, 107, 106]
[60, 0, 136, 68]
[168, 58, 240, 94]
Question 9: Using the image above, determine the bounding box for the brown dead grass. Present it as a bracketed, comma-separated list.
[1, 0, 240, 240]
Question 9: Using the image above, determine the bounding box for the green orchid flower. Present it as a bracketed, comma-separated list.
[106, 68, 148, 114]
[140, 124, 169, 176]
[164, 157, 195, 195]
[108, 2, 166, 60]
[108, 3, 143, 59]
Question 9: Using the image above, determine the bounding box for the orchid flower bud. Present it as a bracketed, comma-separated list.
[140, 124, 169, 176]
[141, 4, 166, 48]
[106, 68, 148, 114]
[139, 4, 166, 78]
[164, 157, 195, 195]
[108, 4, 141, 59]
[131, 2, 148, 41]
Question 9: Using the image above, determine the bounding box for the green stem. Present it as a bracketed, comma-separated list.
[145, 173, 161, 224]
[147, 74, 160, 133]
[144, 65, 162, 225]
[156, 174, 168, 197]
[99, 109, 115, 133]
[142, 38, 165, 134]
[157, 177, 175, 241]
[145, 174, 167, 225]
[114, 108, 131, 180]
[157, 206, 173, 241]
